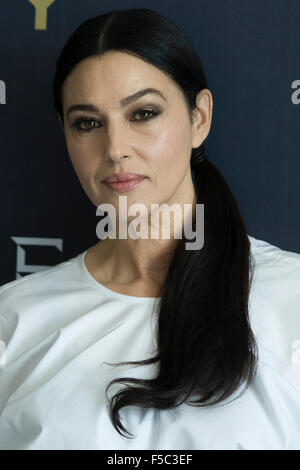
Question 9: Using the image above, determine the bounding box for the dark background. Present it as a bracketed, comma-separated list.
[0, 0, 299, 284]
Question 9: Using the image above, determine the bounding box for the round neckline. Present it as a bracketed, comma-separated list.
[79, 249, 162, 302]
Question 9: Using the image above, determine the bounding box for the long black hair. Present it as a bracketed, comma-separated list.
[53, 8, 258, 439]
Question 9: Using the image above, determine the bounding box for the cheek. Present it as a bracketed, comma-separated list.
[66, 141, 96, 182]
[66, 145, 101, 206]
[149, 120, 191, 173]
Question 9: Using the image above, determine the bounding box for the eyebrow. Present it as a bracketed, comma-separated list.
[66, 87, 167, 119]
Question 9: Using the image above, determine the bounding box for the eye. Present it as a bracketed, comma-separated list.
[71, 118, 100, 132]
[131, 108, 160, 122]
[71, 107, 161, 133]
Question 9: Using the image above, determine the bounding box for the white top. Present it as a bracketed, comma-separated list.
[0, 235, 300, 450]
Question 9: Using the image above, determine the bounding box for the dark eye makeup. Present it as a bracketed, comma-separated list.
[71, 106, 162, 132]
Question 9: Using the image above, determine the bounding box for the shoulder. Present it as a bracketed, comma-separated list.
[248, 234, 300, 301]
[248, 234, 300, 270]
[0, 251, 83, 316]
[0, 251, 86, 363]
[247, 234, 300, 392]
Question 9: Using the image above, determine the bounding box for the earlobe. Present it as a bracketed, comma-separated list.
[192, 89, 213, 145]
[191, 105, 203, 148]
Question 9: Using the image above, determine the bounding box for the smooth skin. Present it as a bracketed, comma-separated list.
[59, 50, 213, 297]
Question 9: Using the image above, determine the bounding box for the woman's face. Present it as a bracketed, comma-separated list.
[61, 50, 211, 217]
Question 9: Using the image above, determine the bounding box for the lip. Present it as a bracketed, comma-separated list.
[103, 178, 146, 193]
[102, 172, 147, 183]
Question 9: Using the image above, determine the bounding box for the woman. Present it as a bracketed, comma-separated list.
[0, 8, 299, 450]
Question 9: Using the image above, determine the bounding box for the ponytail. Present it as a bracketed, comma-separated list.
[105, 144, 258, 439]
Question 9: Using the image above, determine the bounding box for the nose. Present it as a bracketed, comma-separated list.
[103, 120, 130, 163]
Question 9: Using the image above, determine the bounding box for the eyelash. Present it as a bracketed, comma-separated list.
[71, 108, 161, 132]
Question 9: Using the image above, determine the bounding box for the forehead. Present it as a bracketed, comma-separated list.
[62, 50, 182, 105]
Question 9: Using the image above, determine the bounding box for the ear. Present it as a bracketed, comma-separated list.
[191, 88, 213, 148]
